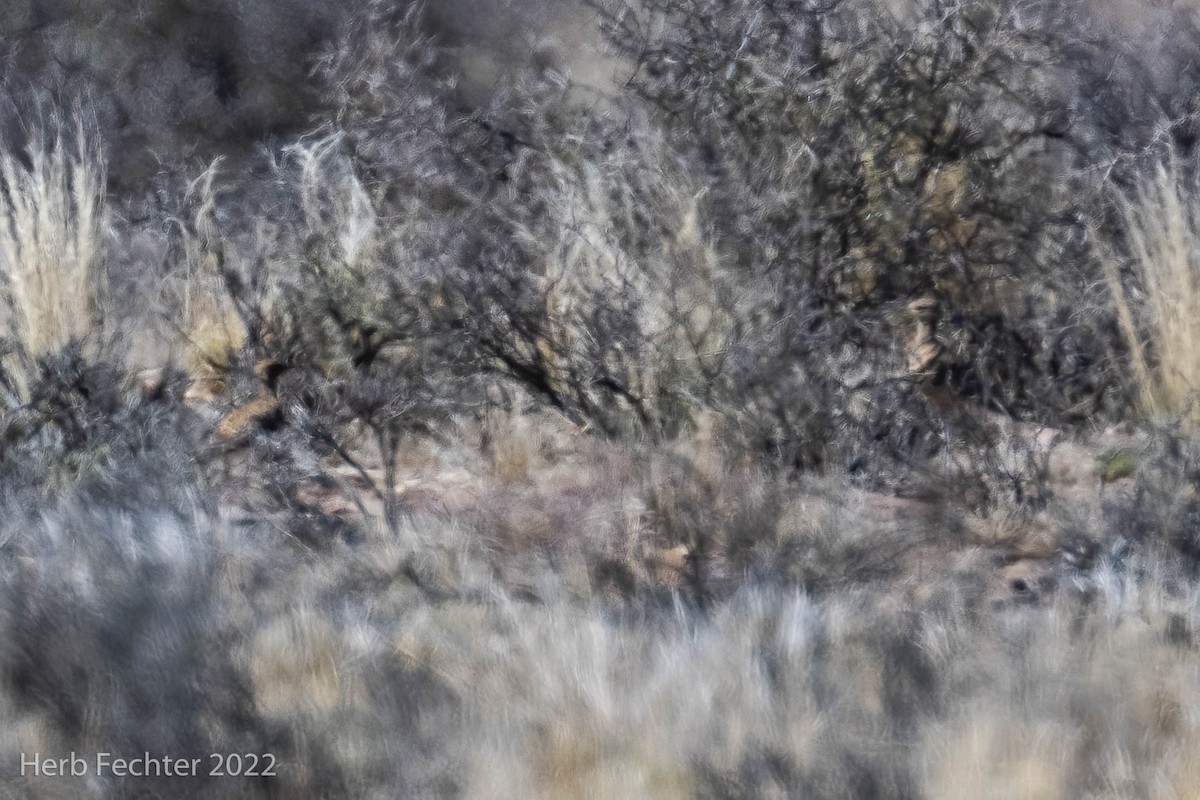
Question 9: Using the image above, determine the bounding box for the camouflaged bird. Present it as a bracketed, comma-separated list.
[1095, 447, 1137, 487]
[213, 360, 289, 443]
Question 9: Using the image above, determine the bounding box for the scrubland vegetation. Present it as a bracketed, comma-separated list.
[7, 0, 1200, 797]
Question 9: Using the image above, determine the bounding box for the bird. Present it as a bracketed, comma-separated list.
[1095, 447, 1137, 488]
[212, 359, 289, 444]
[900, 295, 942, 376]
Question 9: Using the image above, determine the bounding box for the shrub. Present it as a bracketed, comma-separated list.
[591, 0, 1132, 450]
[318, 4, 735, 439]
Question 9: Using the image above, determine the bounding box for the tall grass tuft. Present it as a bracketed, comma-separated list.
[1107, 158, 1200, 423]
[0, 124, 106, 399]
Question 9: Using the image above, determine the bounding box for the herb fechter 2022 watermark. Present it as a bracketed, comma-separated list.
[21, 752, 278, 778]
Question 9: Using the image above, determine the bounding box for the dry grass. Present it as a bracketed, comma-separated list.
[482, 409, 535, 484]
[0, 124, 105, 397]
[1107, 158, 1200, 423]
[176, 161, 248, 388]
[5, 389, 1200, 799]
[449, 559, 1200, 800]
[174, 139, 377, 390]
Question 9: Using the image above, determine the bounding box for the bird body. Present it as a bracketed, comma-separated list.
[1095, 447, 1137, 485]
